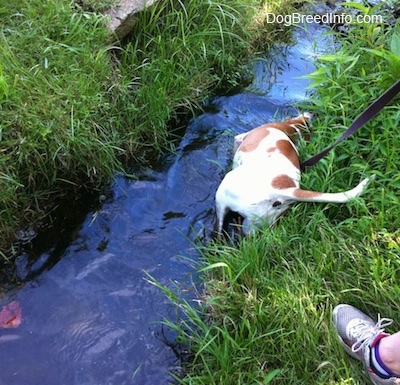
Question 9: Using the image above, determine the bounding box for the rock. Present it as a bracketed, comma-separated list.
[105, 0, 160, 40]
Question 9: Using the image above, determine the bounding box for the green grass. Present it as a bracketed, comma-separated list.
[153, 9, 400, 385]
[0, 0, 296, 255]
[0, 0, 121, 246]
[113, 0, 254, 156]
[112, 0, 304, 156]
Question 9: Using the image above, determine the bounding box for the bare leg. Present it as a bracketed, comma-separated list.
[378, 331, 400, 375]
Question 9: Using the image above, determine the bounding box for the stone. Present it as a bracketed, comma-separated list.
[105, 0, 160, 40]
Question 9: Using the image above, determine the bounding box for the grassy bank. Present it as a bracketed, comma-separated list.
[0, 0, 298, 258]
[158, 11, 400, 385]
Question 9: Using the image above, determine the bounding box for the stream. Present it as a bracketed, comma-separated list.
[0, 22, 332, 385]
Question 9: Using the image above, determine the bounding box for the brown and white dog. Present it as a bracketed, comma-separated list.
[215, 113, 371, 235]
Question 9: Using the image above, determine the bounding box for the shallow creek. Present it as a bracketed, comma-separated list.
[0, 22, 332, 385]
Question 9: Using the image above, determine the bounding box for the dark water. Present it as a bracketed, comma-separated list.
[0, 23, 332, 385]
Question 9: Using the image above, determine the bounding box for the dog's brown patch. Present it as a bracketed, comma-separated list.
[239, 127, 270, 152]
[293, 189, 322, 199]
[267, 122, 297, 137]
[272, 175, 296, 190]
[276, 139, 300, 169]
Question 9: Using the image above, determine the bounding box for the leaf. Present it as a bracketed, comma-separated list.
[199, 262, 233, 280]
[264, 369, 281, 383]
[342, 2, 368, 13]
[390, 33, 400, 58]
[361, 47, 387, 58]
[301, 68, 330, 88]
[317, 55, 339, 62]
[318, 53, 355, 64]
[0, 301, 22, 328]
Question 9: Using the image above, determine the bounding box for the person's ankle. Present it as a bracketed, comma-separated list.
[377, 337, 400, 377]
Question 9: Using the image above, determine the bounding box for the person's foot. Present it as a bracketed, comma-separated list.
[333, 304, 399, 385]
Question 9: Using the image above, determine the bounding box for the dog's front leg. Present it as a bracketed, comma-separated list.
[214, 199, 228, 237]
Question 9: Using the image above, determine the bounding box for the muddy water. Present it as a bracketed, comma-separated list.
[0, 23, 331, 385]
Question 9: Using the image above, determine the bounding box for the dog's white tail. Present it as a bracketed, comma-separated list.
[289, 177, 372, 203]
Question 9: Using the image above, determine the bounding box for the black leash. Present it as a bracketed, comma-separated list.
[301, 79, 400, 170]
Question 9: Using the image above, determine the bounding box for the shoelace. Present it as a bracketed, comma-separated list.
[350, 315, 393, 354]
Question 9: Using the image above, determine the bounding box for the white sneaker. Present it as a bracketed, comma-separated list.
[332, 304, 400, 385]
